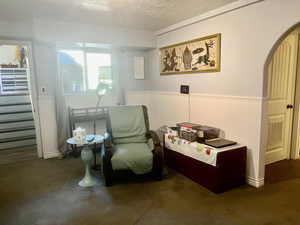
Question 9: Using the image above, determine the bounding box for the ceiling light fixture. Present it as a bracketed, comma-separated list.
[81, 0, 111, 11]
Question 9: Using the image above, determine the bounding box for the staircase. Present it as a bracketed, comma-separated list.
[0, 95, 36, 151]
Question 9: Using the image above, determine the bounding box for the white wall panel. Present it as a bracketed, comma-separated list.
[38, 95, 60, 159]
[189, 94, 262, 182]
[148, 92, 189, 130]
[126, 90, 263, 187]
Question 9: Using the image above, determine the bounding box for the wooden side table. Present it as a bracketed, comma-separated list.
[67, 135, 104, 187]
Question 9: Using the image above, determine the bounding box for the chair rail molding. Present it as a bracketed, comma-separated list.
[127, 90, 264, 101]
[126, 90, 264, 187]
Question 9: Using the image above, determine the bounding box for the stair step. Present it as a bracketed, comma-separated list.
[0, 135, 36, 144]
[0, 102, 31, 107]
[0, 95, 30, 104]
[0, 111, 33, 120]
[0, 146, 37, 166]
[0, 110, 32, 115]
[0, 126, 35, 133]
[0, 120, 34, 129]
[0, 118, 34, 124]
[0, 139, 36, 150]
[0, 129, 35, 139]
[0, 145, 37, 156]
[0, 152, 37, 161]
[0, 104, 32, 114]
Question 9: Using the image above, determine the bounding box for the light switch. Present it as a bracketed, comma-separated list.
[41, 87, 46, 94]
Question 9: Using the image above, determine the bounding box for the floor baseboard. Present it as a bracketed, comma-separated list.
[247, 176, 264, 187]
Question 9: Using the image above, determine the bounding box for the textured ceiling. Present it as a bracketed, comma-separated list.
[0, 0, 237, 31]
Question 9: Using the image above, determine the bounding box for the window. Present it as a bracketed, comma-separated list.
[86, 53, 111, 90]
[58, 50, 85, 93]
[58, 45, 112, 94]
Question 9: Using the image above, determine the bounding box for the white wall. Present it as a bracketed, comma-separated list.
[0, 19, 156, 159]
[149, 0, 300, 96]
[119, 50, 153, 92]
[33, 19, 156, 49]
[126, 91, 263, 186]
[38, 96, 60, 158]
[0, 45, 18, 65]
[126, 0, 300, 187]
[2, 0, 300, 183]
[32, 42, 58, 96]
[0, 21, 33, 39]
[1, 19, 156, 96]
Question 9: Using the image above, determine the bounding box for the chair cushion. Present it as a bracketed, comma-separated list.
[109, 105, 148, 144]
[111, 143, 153, 174]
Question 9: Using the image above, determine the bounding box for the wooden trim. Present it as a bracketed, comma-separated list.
[247, 176, 264, 187]
[126, 90, 264, 101]
[156, 0, 264, 36]
[291, 33, 300, 159]
[160, 68, 220, 75]
[43, 151, 61, 159]
[159, 33, 220, 50]
[160, 33, 221, 75]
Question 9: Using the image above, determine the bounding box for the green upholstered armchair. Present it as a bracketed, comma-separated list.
[101, 105, 164, 186]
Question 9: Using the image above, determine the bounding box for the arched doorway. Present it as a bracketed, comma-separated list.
[263, 23, 300, 183]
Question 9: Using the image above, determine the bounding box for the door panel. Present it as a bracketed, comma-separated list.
[267, 115, 284, 151]
[265, 33, 298, 165]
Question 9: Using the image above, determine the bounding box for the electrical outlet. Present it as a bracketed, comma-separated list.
[180, 85, 189, 94]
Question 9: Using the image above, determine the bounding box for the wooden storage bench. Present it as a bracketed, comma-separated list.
[164, 135, 247, 193]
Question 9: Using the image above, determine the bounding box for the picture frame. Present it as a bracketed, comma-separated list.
[159, 33, 221, 75]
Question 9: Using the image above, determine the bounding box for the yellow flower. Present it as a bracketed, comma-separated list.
[15, 46, 21, 62]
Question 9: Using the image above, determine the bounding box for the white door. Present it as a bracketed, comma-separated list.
[265, 33, 299, 165]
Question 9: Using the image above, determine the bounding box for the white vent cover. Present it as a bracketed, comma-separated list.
[134, 56, 144, 80]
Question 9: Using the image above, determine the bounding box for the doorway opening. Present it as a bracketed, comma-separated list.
[264, 25, 300, 183]
[0, 41, 41, 165]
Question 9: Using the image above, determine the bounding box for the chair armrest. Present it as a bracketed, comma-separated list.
[102, 144, 113, 158]
[152, 144, 163, 157]
[152, 144, 164, 180]
[148, 130, 161, 147]
[102, 133, 115, 159]
[101, 141, 114, 186]
[104, 132, 113, 148]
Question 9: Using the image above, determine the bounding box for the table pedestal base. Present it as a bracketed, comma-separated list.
[78, 175, 98, 187]
[79, 145, 99, 187]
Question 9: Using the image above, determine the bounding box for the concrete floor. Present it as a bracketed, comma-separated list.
[0, 146, 37, 166]
[265, 159, 300, 184]
[1, 158, 300, 225]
